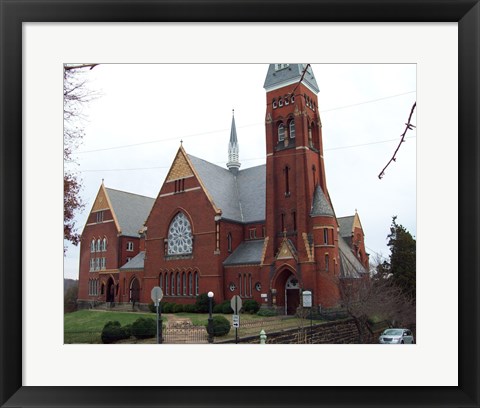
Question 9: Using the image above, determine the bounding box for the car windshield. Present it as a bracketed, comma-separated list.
[383, 329, 403, 336]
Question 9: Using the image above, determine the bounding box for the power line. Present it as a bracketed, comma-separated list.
[75, 90, 415, 155]
[79, 135, 415, 173]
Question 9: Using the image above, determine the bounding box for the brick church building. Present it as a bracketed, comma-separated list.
[77, 64, 369, 314]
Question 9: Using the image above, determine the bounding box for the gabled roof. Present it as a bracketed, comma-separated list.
[106, 188, 155, 237]
[223, 239, 265, 266]
[310, 185, 335, 217]
[120, 251, 145, 270]
[338, 236, 367, 279]
[264, 64, 320, 93]
[189, 155, 266, 223]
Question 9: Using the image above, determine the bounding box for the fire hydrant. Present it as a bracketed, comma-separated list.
[260, 329, 267, 344]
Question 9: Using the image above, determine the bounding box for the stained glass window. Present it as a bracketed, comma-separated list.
[167, 212, 193, 255]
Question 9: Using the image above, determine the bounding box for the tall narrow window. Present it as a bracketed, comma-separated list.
[289, 119, 295, 138]
[159, 273, 163, 290]
[176, 273, 181, 296]
[312, 165, 317, 189]
[195, 272, 199, 296]
[102, 238, 107, 251]
[96, 211, 104, 223]
[183, 273, 186, 296]
[165, 273, 169, 295]
[325, 254, 330, 271]
[278, 123, 285, 142]
[171, 272, 175, 295]
[91, 239, 95, 253]
[227, 233, 232, 253]
[238, 274, 242, 297]
[324, 228, 329, 245]
[284, 166, 290, 196]
[96, 239, 101, 252]
[189, 273, 193, 296]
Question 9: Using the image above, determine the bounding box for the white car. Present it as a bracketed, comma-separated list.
[379, 328, 414, 344]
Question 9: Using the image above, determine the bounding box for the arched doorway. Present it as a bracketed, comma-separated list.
[285, 275, 300, 315]
[130, 278, 140, 303]
[106, 277, 115, 303]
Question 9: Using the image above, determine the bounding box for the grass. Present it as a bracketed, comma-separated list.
[64, 309, 162, 344]
[64, 310, 318, 344]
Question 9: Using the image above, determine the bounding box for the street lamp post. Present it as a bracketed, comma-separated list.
[207, 291, 214, 343]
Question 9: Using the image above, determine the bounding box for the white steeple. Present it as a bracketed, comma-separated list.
[227, 109, 241, 175]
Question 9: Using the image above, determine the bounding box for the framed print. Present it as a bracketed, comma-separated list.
[1, 1, 479, 407]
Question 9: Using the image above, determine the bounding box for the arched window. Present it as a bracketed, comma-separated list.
[90, 239, 95, 253]
[189, 272, 193, 296]
[272, 98, 277, 109]
[102, 237, 107, 251]
[289, 119, 296, 139]
[96, 239, 101, 252]
[227, 233, 232, 253]
[171, 272, 175, 295]
[165, 273, 169, 295]
[159, 273, 163, 290]
[182, 272, 186, 296]
[195, 272, 199, 296]
[278, 123, 285, 142]
[284, 95, 289, 105]
[278, 98, 283, 107]
[176, 273, 181, 296]
[167, 212, 193, 255]
[291, 94, 295, 103]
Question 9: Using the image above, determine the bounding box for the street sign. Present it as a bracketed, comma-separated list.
[302, 290, 312, 308]
[151, 286, 163, 306]
[230, 295, 242, 314]
[232, 314, 240, 328]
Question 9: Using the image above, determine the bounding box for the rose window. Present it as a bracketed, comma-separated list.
[167, 212, 193, 255]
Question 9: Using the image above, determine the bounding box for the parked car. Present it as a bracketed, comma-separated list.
[379, 328, 414, 344]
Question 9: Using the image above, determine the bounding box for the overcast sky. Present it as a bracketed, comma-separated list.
[64, 63, 416, 280]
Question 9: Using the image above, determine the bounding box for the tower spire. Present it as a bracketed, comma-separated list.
[227, 109, 241, 175]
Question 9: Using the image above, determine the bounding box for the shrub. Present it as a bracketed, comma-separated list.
[243, 299, 260, 314]
[123, 324, 132, 338]
[213, 303, 224, 314]
[162, 302, 174, 313]
[257, 308, 278, 317]
[131, 317, 156, 339]
[206, 315, 231, 337]
[148, 302, 158, 313]
[195, 293, 215, 313]
[221, 300, 233, 314]
[173, 303, 184, 313]
[101, 321, 129, 344]
[183, 304, 198, 313]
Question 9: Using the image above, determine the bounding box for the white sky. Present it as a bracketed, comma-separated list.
[64, 63, 416, 279]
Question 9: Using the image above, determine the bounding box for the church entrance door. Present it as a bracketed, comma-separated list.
[130, 278, 140, 303]
[106, 277, 115, 303]
[285, 275, 300, 315]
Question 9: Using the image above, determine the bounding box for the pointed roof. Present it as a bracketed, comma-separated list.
[310, 185, 335, 217]
[105, 188, 155, 237]
[189, 155, 266, 223]
[120, 251, 146, 270]
[227, 110, 240, 172]
[264, 64, 319, 93]
[338, 236, 367, 278]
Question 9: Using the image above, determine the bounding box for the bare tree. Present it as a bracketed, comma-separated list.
[63, 64, 99, 250]
[339, 254, 415, 342]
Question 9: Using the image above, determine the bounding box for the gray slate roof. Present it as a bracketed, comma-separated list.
[223, 239, 265, 266]
[338, 236, 366, 279]
[120, 251, 145, 270]
[337, 216, 355, 238]
[310, 185, 335, 217]
[106, 188, 155, 237]
[264, 64, 320, 93]
[188, 155, 266, 223]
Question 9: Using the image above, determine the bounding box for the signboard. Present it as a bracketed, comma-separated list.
[302, 290, 312, 308]
[232, 314, 240, 328]
[151, 286, 163, 306]
[230, 295, 242, 314]
[260, 293, 268, 298]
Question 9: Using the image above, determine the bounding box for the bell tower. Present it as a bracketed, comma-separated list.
[262, 64, 331, 260]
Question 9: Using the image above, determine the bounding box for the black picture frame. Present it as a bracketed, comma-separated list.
[1, 1, 479, 407]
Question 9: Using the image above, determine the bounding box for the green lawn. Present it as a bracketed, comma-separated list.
[64, 309, 161, 344]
